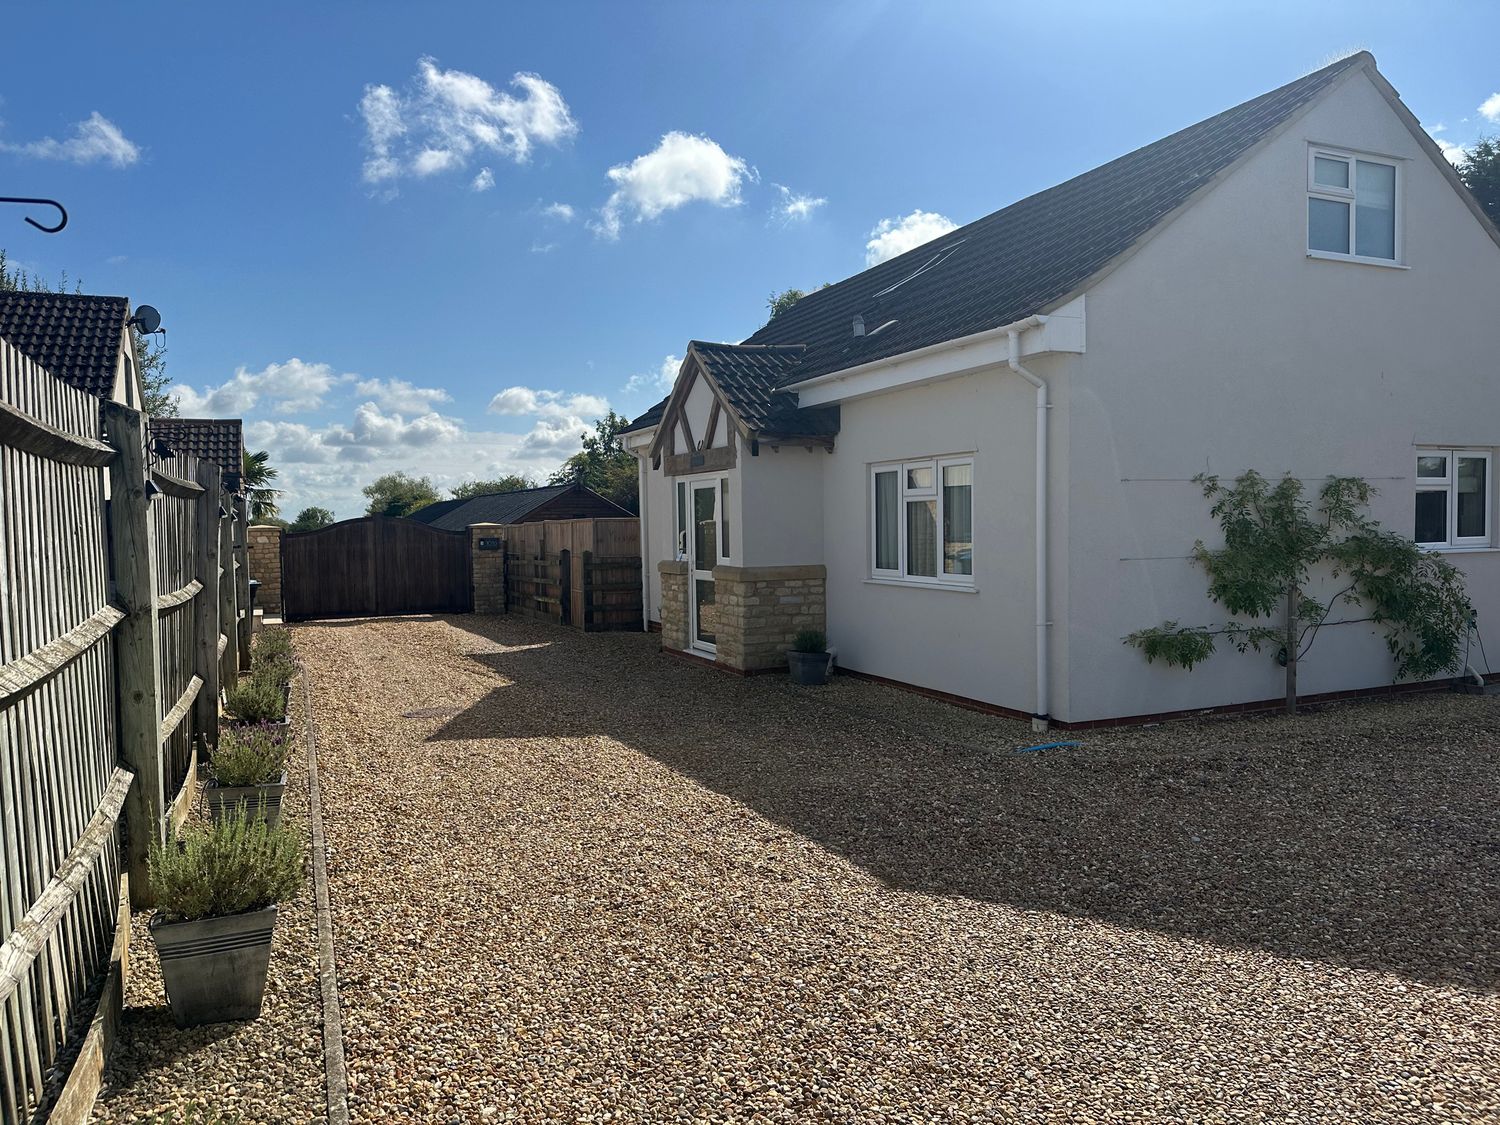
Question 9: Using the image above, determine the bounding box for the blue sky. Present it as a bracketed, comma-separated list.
[3, 1, 1497, 517]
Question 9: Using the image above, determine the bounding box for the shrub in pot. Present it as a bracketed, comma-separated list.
[253, 625, 294, 663]
[787, 629, 832, 686]
[226, 677, 288, 725]
[149, 808, 303, 1028]
[205, 723, 290, 828]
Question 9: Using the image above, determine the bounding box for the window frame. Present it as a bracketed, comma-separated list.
[1306, 145, 1403, 266]
[1415, 448, 1492, 550]
[870, 454, 975, 587]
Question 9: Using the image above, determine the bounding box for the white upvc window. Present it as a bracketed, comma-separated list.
[1415, 449, 1491, 549]
[871, 456, 974, 585]
[1307, 146, 1400, 264]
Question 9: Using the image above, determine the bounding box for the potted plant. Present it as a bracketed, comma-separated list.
[787, 629, 833, 686]
[249, 626, 296, 715]
[204, 723, 290, 828]
[148, 807, 303, 1028]
[225, 677, 289, 726]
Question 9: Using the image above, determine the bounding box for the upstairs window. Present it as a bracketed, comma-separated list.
[1308, 147, 1399, 262]
[1416, 450, 1491, 549]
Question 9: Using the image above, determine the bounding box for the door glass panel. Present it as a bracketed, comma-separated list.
[719, 478, 730, 560]
[1416, 455, 1448, 479]
[1458, 457, 1487, 539]
[676, 482, 688, 557]
[694, 579, 717, 644]
[693, 485, 717, 567]
[874, 471, 899, 570]
[1309, 197, 1351, 254]
[1314, 156, 1350, 189]
[1355, 160, 1396, 259]
[906, 499, 938, 577]
[942, 463, 973, 575]
[1415, 490, 1447, 544]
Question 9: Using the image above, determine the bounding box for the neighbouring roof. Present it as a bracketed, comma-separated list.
[0, 291, 131, 398]
[148, 417, 245, 471]
[408, 482, 631, 531]
[625, 51, 1372, 435]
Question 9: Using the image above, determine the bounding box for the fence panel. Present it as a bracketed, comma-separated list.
[0, 340, 123, 1125]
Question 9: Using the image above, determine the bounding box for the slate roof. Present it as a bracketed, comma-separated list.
[148, 418, 244, 471]
[0, 291, 131, 398]
[624, 52, 1371, 434]
[408, 483, 631, 532]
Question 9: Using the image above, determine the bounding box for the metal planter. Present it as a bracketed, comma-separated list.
[787, 650, 833, 686]
[149, 905, 278, 1028]
[204, 769, 288, 829]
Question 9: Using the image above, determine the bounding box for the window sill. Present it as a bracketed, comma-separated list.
[865, 577, 979, 593]
[1420, 544, 1498, 554]
[1306, 250, 1410, 270]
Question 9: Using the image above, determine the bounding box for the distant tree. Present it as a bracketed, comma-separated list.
[1457, 137, 1500, 226]
[362, 471, 442, 517]
[242, 449, 281, 521]
[289, 506, 335, 532]
[767, 287, 806, 320]
[549, 411, 638, 513]
[1, 248, 177, 414]
[450, 474, 538, 499]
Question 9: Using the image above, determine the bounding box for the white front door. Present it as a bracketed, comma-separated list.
[688, 479, 719, 651]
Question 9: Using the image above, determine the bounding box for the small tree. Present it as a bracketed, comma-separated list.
[1457, 136, 1500, 226]
[450, 474, 537, 499]
[362, 471, 441, 517]
[549, 412, 638, 513]
[767, 287, 805, 320]
[242, 450, 281, 521]
[289, 506, 334, 532]
[1125, 471, 1472, 714]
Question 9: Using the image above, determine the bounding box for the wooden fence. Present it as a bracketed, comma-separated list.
[0, 339, 247, 1125]
[498, 518, 642, 632]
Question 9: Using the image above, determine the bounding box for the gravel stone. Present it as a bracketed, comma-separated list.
[92, 673, 328, 1125]
[299, 614, 1500, 1124]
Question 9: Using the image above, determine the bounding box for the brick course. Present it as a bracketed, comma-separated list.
[658, 560, 826, 673]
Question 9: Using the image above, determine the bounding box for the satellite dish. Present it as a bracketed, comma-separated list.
[131, 305, 162, 334]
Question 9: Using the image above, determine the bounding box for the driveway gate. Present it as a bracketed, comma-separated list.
[282, 516, 472, 620]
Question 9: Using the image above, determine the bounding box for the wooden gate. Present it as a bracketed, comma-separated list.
[282, 516, 472, 621]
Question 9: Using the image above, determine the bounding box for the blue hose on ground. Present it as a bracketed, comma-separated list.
[1015, 740, 1082, 754]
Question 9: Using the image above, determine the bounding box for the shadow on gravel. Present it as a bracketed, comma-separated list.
[437, 614, 1500, 993]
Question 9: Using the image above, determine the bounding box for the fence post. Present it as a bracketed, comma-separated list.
[192, 460, 221, 752]
[219, 488, 237, 690]
[235, 496, 252, 668]
[558, 549, 571, 626]
[102, 402, 165, 908]
[501, 541, 509, 614]
[582, 550, 594, 632]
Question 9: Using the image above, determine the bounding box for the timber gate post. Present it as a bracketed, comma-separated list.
[192, 459, 222, 753]
[219, 490, 237, 688]
[582, 550, 594, 632]
[559, 549, 571, 626]
[235, 495, 252, 667]
[102, 401, 166, 907]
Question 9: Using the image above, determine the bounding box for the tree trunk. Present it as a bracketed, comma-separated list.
[1285, 584, 1299, 716]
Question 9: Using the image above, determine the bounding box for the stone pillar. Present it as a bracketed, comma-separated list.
[471, 523, 507, 614]
[246, 525, 283, 615]
[712, 564, 827, 673]
[658, 560, 689, 651]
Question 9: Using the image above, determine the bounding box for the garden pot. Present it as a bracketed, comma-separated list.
[150, 905, 278, 1028]
[205, 769, 288, 829]
[787, 650, 833, 686]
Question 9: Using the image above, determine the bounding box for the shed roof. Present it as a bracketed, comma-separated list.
[408, 482, 631, 531]
[148, 417, 244, 471]
[0, 291, 131, 398]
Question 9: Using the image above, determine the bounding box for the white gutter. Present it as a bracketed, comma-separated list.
[636, 452, 651, 632]
[1006, 318, 1052, 732]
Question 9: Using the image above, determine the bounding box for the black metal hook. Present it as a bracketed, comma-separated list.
[0, 196, 68, 234]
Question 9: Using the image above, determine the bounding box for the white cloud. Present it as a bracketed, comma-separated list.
[517, 416, 592, 458]
[772, 184, 826, 223]
[171, 359, 348, 416]
[488, 386, 609, 420]
[623, 355, 680, 396]
[593, 131, 750, 239]
[1480, 93, 1500, 124]
[358, 58, 578, 189]
[530, 241, 558, 254]
[5, 112, 140, 167]
[352, 377, 452, 414]
[471, 167, 494, 192]
[865, 209, 959, 266]
[1436, 138, 1469, 165]
[542, 201, 575, 221]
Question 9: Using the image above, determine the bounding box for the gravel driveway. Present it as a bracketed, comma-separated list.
[299, 613, 1500, 1124]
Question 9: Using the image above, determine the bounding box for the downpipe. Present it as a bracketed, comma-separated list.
[1008, 321, 1052, 733]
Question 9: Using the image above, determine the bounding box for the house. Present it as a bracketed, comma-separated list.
[0, 291, 145, 407]
[148, 417, 245, 478]
[623, 52, 1500, 728]
[407, 481, 632, 531]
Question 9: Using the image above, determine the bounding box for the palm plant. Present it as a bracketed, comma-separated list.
[242, 449, 281, 520]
